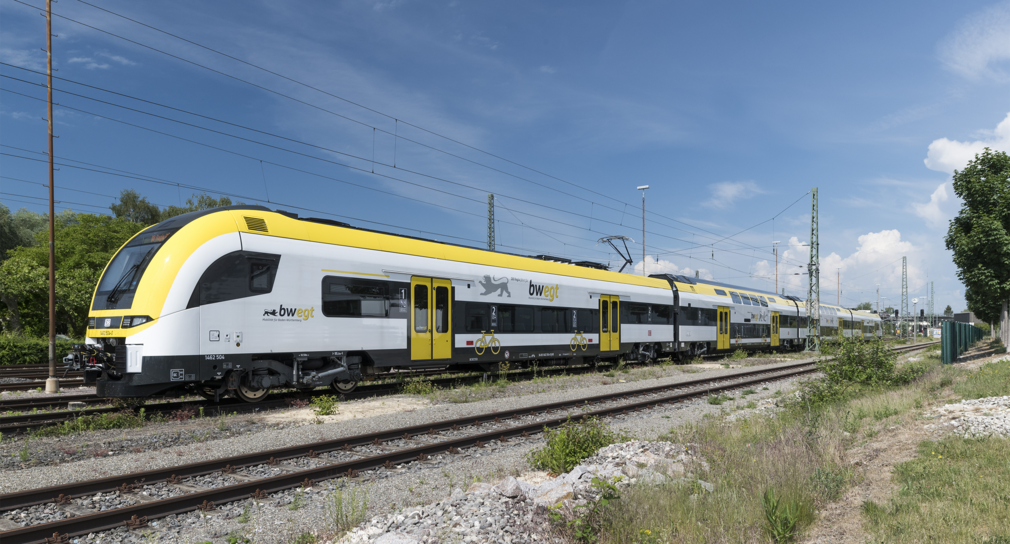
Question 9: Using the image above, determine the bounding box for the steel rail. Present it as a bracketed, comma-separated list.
[0, 363, 818, 543]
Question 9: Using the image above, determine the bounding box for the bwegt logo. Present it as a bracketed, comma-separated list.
[263, 305, 316, 321]
[529, 282, 559, 302]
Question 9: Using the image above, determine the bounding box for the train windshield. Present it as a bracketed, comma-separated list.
[92, 229, 177, 311]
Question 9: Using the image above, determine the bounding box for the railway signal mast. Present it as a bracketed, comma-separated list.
[44, 0, 59, 394]
[487, 194, 495, 251]
[901, 257, 908, 339]
[805, 187, 820, 352]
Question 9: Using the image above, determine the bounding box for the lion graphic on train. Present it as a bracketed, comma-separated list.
[479, 276, 511, 297]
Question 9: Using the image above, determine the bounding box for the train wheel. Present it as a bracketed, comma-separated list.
[235, 383, 270, 402]
[331, 380, 358, 394]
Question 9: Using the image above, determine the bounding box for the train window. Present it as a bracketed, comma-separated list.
[611, 301, 619, 335]
[628, 304, 649, 324]
[189, 251, 282, 309]
[739, 293, 752, 306]
[729, 292, 742, 304]
[540, 308, 561, 333]
[465, 303, 489, 332]
[749, 295, 761, 306]
[435, 286, 449, 333]
[249, 259, 277, 293]
[414, 285, 428, 332]
[515, 306, 535, 332]
[714, 289, 728, 296]
[498, 305, 515, 332]
[322, 276, 393, 317]
[653, 305, 671, 325]
[577, 309, 595, 333]
[767, 297, 776, 304]
[758, 296, 769, 307]
[601, 302, 609, 333]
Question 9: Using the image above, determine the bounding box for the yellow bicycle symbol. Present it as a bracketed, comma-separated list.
[475, 330, 501, 355]
[570, 330, 588, 351]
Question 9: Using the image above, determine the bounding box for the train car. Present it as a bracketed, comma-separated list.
[67, 206, 677, 401]
[65, 205, 882, 402]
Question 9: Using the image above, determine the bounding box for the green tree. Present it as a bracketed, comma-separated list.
[944, 305, 953, 317]
[110, 189, 162, 225]
[161, 193, 240, 220]
[0, 213, 144, 335]
[945, 147, 1010, 340]
[0, 204, 47, 259]
[884, 306, 895, 314]
[855, 302, 872, 311]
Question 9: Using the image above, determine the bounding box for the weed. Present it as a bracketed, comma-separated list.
[605, 371, 616, 378]
[288, 490, 306, 511]
[290, 534, 316, 544]
[707, 394, 734, 405]
[217, 415, 228, 432]
[730, 349, 749, 360]
[169, 406, 197, 421]
[18, 436, 29, 462]
[745, 401, 757, 409]
[549, 476, 622, 543]
[402, 380, 435, 397]
[224, 532, 250, 544]
[311, 395, 339, 416]
[810, 467, 846, 500]
[762, 488, 800, 543]
[325, 485, 369, 535]
[526, 417, 628, 474]
[34, 411, 145, 437]
[198, 406, 205, 419]
[742, 388, 757, 395]
[237, 504, 252, 523]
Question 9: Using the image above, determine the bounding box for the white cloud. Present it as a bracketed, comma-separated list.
[100, 53, 136, 66]
[539, 65, 556, 74]
[68, 57, 110, 70]
[924, 112, 1010, 173]
[702, 181, 763, 209]
[631, 256, 714, 280]
[911, 183, 950, 228]
[0, 48, 44, 71]
[938, 1, 1010, 80]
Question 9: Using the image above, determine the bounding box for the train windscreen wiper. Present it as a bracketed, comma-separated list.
[106, 247, 156, 307]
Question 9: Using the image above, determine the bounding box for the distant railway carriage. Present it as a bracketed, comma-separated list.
[66, 206, 882, 402]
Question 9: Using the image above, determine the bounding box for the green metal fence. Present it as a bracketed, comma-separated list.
[941, 321, 985, 364]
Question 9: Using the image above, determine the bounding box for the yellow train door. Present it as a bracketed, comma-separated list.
[771, 312, 780, 347]
[717, 306, 730, 350]
[411, 277, 452, 361]
[599, 295, 620, 352]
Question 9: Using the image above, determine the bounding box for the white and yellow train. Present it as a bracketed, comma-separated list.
[65, 206, 882, 401]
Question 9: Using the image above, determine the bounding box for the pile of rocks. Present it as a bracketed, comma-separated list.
[925, 395, 1010, 438]
[336, 441, 710, 544]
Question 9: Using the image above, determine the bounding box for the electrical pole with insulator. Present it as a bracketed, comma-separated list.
[45, 0, 59, 394]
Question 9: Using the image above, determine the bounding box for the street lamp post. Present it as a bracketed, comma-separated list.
[912, 298, 918, 344]
[637, 185, 649, 276]
[772, 241, 781, 294]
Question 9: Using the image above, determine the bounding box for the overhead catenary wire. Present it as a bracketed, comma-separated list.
[0, 2, 793, 261]
[0, 4, 822, 273]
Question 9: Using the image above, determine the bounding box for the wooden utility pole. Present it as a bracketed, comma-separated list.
[45, 0, 59, 394]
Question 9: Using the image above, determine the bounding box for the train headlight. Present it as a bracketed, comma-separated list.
[122, 316, 153, 328]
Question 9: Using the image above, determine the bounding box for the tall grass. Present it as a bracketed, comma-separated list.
[595, 349, 954, 543]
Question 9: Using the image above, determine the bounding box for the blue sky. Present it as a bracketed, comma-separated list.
[2, 0, 1009, 315]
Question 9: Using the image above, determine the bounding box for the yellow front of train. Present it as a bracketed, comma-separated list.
[66, 207, 254, 397]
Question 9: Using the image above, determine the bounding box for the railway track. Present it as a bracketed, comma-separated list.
[0, 360, 823, 543]
[0, 342, 938, 434]
[0, 342, 939, 542]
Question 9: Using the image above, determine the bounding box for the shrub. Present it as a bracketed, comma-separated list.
[0, 333, 80, 365]
[311, 395, 339, 416]
[730, 349, 749, 360]
[402, 380, 435, 397]
[526, 417, 628, 474]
